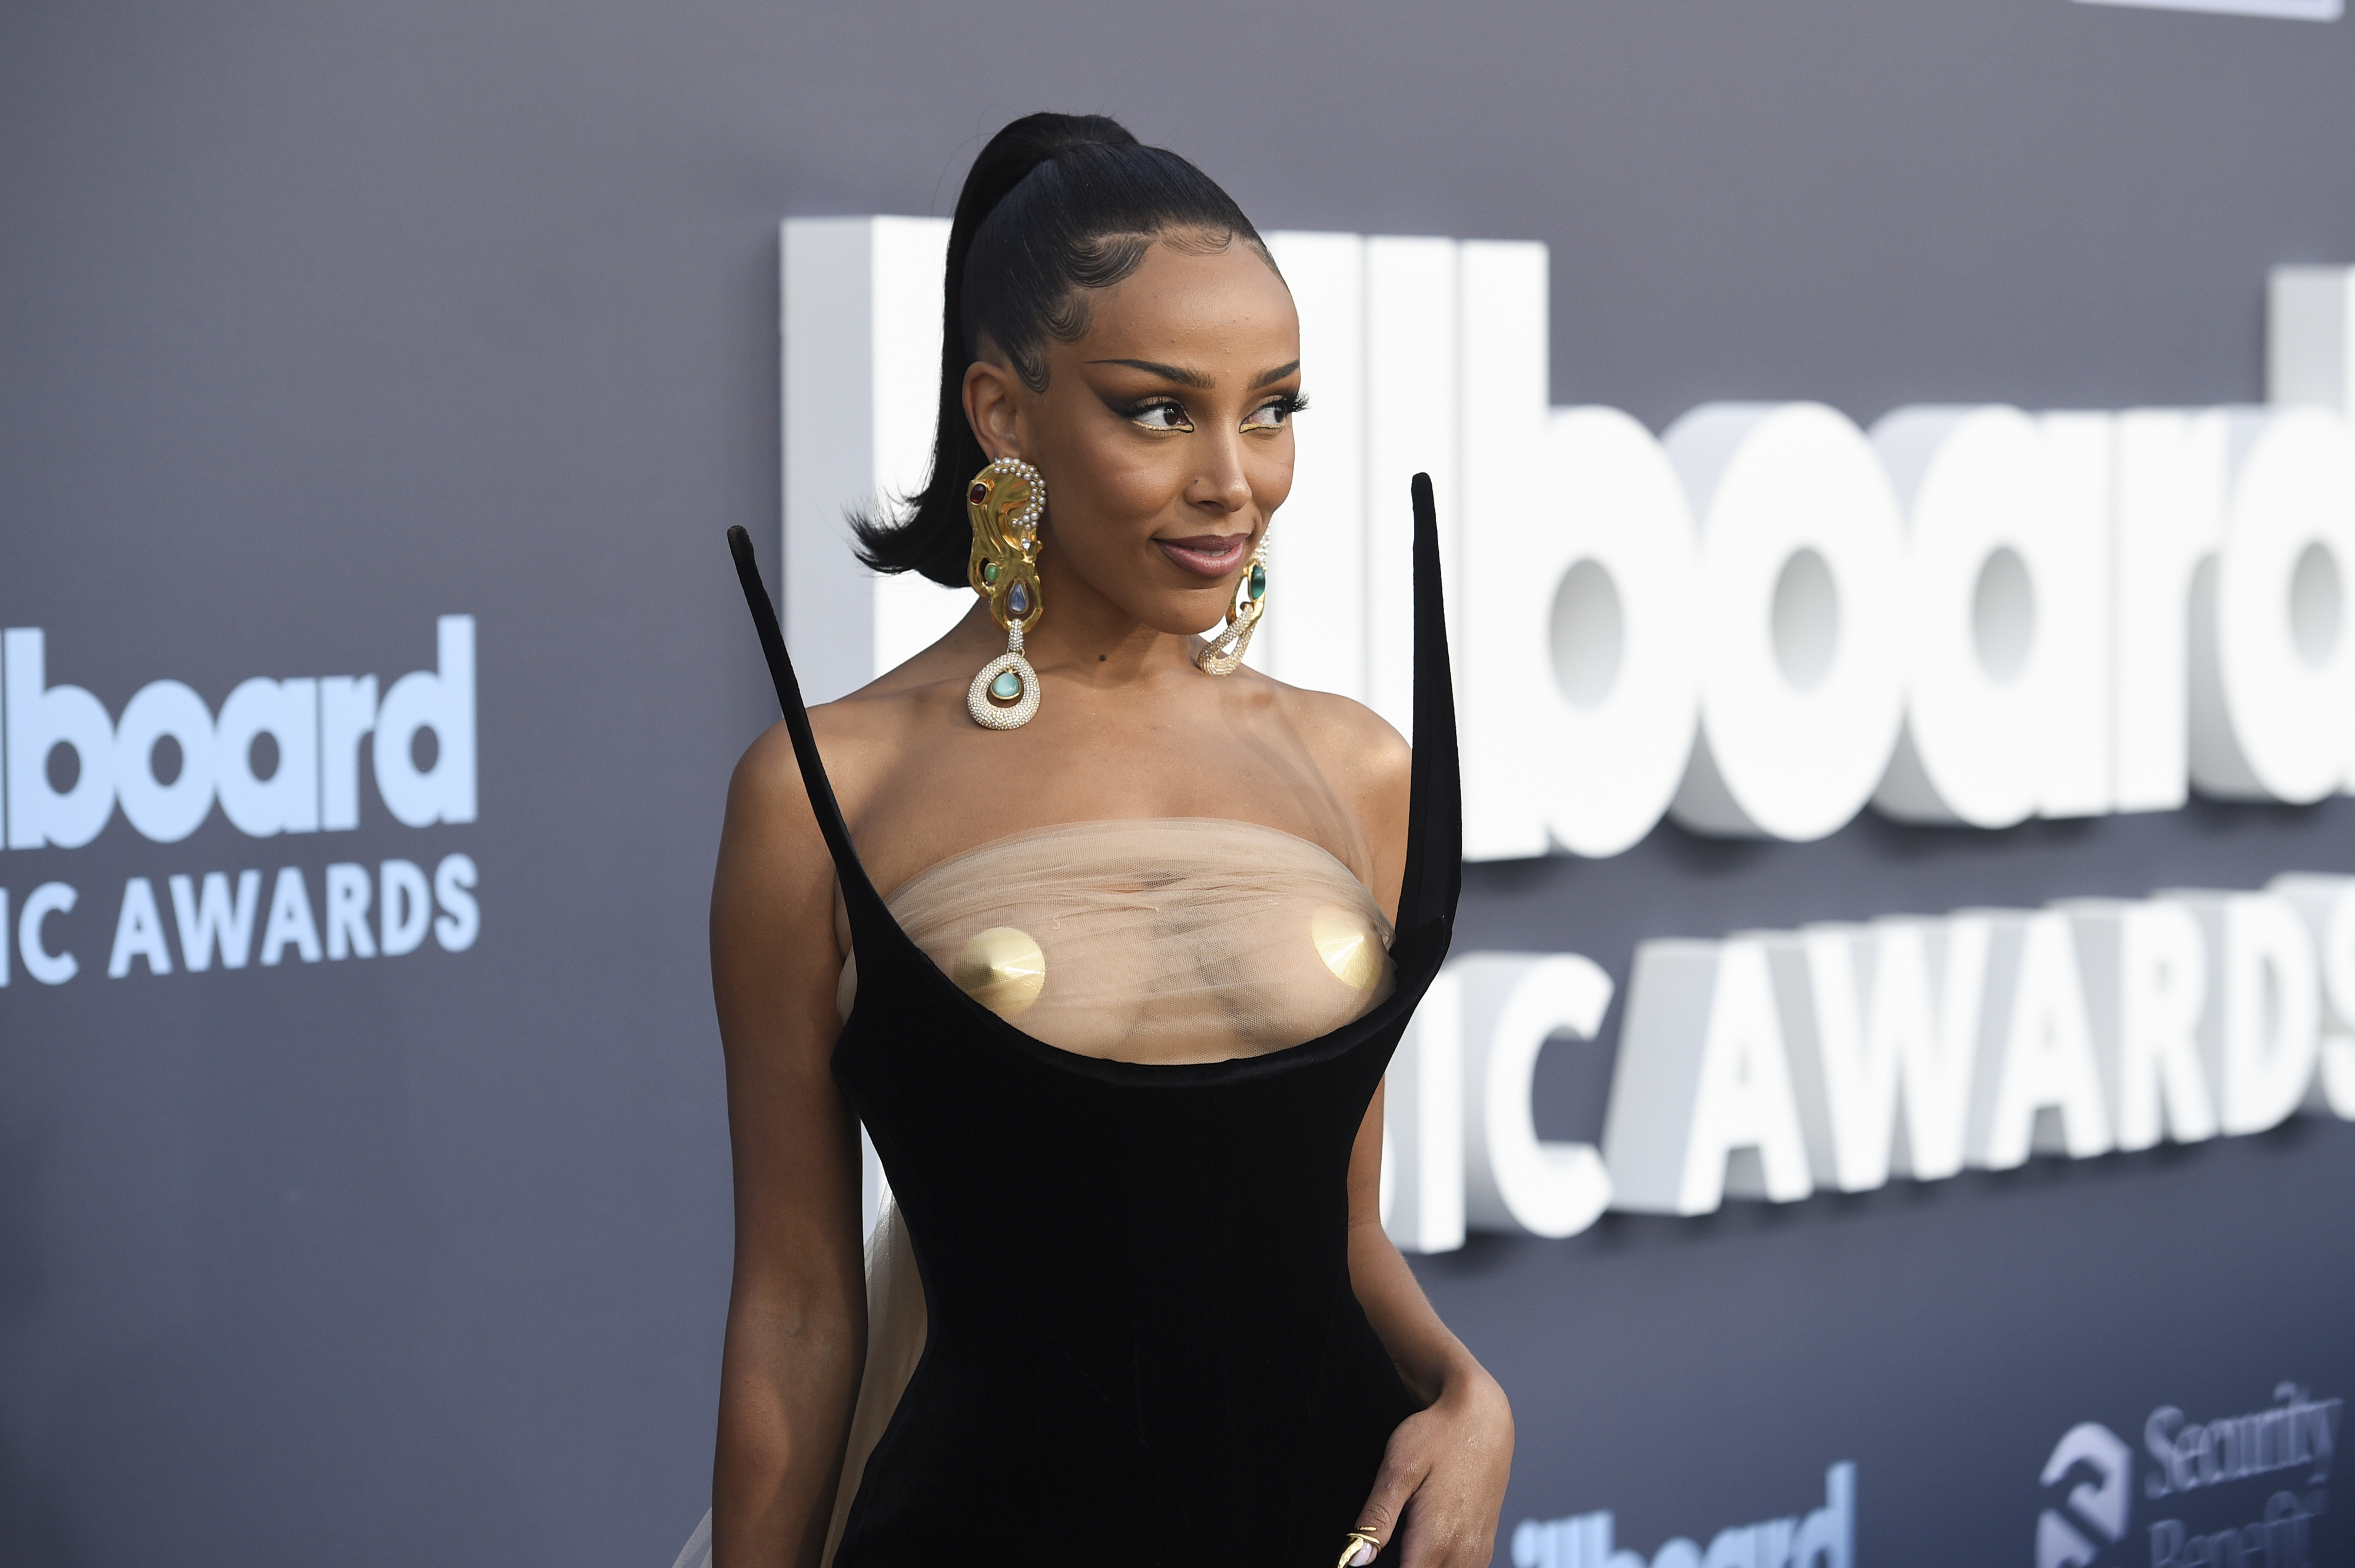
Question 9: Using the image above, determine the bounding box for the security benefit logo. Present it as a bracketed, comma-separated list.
[0, 617, 479, 987]
[1512, 1462, 1853, 1568]
[2037, 1384, 2340, 1568]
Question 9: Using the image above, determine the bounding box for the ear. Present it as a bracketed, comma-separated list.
[962, 356, 1027, 462]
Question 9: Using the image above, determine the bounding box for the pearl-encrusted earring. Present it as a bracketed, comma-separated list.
[964, 458, 1046, 729]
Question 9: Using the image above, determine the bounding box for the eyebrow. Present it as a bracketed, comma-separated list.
[1084, 357, 1304, 392]
[1087, 357, 1213, 389]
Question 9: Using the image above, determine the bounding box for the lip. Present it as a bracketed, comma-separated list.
[1155, 532, 1253, 578]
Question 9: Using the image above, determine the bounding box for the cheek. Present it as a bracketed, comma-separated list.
[1062, 439, 1189, 526]
[1251, 439, 1296, 513]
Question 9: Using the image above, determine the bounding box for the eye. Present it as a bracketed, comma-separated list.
[1130, 400, 1194, 433]
[1243, 392, 1306, 432]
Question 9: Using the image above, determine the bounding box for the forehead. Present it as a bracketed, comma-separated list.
[1073, 238, 1298, 365]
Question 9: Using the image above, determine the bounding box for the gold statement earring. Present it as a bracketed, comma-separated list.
[1193, 533, 1268, 676]
[965, 457, 1046, 729]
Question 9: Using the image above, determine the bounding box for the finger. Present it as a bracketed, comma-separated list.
[1346, 1448, 1425, 1564]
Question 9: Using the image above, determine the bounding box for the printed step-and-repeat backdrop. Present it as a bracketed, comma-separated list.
[4, 3, 2350, 1566]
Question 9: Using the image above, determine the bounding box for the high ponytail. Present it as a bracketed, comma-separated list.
[850, 112, 1271, 585]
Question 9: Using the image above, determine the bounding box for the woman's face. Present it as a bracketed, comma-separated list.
[964, 235, 1302, 640]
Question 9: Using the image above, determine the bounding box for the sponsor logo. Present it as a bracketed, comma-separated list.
[0, 617, 482, 986]
[2036, 1385, 2340, 1568]
[2, 616, 475, 848]
[1511, 1461, 1853, 1568]
[2038, 1424, 2134, 1568]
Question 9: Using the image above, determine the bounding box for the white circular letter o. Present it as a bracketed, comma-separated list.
[112, 680, 217, 844]
[1663, 402, 1907, 841]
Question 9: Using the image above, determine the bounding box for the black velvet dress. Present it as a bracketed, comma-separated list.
[731, 477, 1461, 1566]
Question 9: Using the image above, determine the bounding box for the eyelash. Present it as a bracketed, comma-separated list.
[1123, 392, 1309, 432]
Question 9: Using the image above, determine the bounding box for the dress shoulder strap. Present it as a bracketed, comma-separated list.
[1397, 472, 1463, 937]
[726, 528, 896, 937]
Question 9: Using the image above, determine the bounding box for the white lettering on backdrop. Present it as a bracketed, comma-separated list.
[1374, 871, 2355, 1254]
[0, 618, 482, 987]
[0, 615, 476, 850]
[780, 220, 2355, 860]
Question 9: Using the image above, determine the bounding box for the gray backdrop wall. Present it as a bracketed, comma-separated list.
[4, 2, 2352, 1565]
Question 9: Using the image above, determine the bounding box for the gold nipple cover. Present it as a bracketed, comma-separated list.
[952, 926, 1047, 1017]
[1311, 906, 1382, 992]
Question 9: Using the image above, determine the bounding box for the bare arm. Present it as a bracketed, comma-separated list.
[1331, 702, 1514, 1567]
[1344, 1095, 1514, 1566]
[709, 721, 869, 1568]
[1346, 1093, 1494, 1410]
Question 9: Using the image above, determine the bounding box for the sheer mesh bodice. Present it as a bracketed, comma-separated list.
[838, 817, 1397, 1061]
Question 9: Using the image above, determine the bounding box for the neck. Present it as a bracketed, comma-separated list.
[954, 554, 1209, 686]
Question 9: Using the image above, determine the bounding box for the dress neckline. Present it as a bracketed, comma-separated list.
[812, 759, 1447, 1082]
[847, 893, 1448, 1088]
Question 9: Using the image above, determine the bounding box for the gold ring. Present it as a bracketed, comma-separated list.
[1336, 1530, 1382, 1567]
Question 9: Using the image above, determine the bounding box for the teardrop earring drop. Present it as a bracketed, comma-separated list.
[1194, 533, 1268, 676]
[964, 458, 1046, 730]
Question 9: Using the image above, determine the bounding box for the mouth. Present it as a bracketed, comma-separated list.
[1155, 532, 1253, 578]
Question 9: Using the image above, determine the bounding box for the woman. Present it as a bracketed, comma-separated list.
[692, 112, 1511, 1567]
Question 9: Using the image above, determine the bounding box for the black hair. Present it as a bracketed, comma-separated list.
[850, 112, 1273, 585]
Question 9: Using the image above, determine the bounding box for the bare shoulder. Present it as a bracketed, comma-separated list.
[724, 677, 938, 835]
[1246, 675, 1414, 913]
[1258, 678, 1411, 811]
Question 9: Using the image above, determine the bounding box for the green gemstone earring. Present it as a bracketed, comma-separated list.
[1195, 533, 1269, 676]
[964, 457, 1045, 730]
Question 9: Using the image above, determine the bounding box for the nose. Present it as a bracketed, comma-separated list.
[1185, 429, 1254, 516]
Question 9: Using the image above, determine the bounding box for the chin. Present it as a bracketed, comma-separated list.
[1134, 596, 1229, 637]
